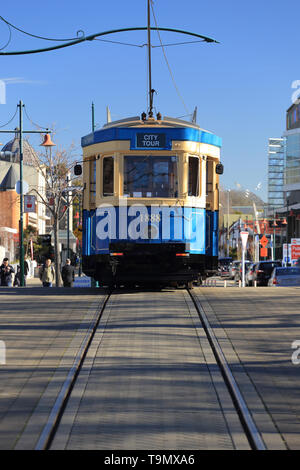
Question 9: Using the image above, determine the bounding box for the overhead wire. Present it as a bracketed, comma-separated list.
[0, 20, 12, 51]
[150, 0, 190, 115]
[0, 106, 18, 128]
[23, 105, 51, 131]
[0, 15, 85, 42]
[93, 38, 143, 48]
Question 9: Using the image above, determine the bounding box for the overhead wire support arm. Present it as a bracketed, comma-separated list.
[0, 27, 219, 56]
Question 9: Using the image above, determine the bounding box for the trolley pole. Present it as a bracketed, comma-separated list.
[92, 102, 95, 132]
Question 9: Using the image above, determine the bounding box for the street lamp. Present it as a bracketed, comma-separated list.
[227, 189, 231, 257]
[0, 100, 54, 286]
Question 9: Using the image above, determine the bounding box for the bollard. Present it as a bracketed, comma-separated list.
[239, 280, 242, 288]
[254, 280, 257, 288]
[224, 280, 227, 288]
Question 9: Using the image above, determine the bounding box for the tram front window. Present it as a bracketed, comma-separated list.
[124, 156, 178, 198]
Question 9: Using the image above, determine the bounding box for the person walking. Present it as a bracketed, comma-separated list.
[14, 260, 29, 287]
[61, 258, 75, 287]
[39, 259, 55, 287]
[0, 258, 15, 287]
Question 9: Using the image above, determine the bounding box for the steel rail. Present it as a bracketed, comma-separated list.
[0, 27, 219, 55]
[188, 289, 266, 451]
[34, 292, 111, 450]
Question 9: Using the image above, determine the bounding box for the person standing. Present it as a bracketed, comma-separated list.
[39, 259, 55, 287]
[61, 259, 75, 287]
[0, 258, 15, 287]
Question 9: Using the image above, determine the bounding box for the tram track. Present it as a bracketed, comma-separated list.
[34, 287, 266, 450]
[34, 291, 111, 450]
[187, 289, 266, 450]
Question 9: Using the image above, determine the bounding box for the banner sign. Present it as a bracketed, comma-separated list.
[24, 195, 36, 213]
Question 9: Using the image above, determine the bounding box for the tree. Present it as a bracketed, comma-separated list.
[29, 140, 82, 286]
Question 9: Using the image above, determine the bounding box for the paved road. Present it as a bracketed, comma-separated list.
[194, 286, 300, 450]
[1, 283, 299, 450]
[0, 287, 106, 450]
[51, 290, 249, 450]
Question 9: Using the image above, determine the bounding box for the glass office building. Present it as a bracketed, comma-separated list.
[284, 102, 300, 197]
[268, 138, 285, 211]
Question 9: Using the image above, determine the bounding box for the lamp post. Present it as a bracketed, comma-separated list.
[0, 100, 54, 286]
[18, 101, 24, 286]
[227, 189, 231, 257]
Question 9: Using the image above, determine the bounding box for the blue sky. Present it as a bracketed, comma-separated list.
[0, 0, 299, 201]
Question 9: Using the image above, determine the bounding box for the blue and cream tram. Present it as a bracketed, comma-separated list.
[81, 114, 222, 286]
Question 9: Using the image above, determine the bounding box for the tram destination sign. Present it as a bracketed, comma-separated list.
[136, 132, 166, 149]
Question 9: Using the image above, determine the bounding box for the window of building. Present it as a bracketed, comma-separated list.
[103, 157, 114, 196]
[188, 156, 200, 197]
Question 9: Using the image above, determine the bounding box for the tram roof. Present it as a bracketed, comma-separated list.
[81, 116, 222, 149]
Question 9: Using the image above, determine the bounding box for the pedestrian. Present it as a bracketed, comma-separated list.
[39, 259, 55, 287]
[14, 260, 29, 287]
[0, 258, 15, 287]
[24, 259, 29, 286]
[13, 265, 21, 287]
[61, 258, 75, 287]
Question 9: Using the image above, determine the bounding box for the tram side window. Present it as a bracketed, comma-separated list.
[206, 160, 213, 196]
[103, 156, 114, 196]
[90, 159, 96, 204]
[188, 156, 199, 196]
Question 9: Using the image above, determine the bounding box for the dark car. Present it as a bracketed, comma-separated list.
[253, 261, 282, 286]
[217, 257, 233, 277]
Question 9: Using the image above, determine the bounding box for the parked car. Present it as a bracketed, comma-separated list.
[268, 266, 300, 287]
[218, 257, 232, 277]
[235, 260, 252, 282]
[245, 263, 257, 286]
[229, 260, 241, 280]
[253, 261, 282, 286]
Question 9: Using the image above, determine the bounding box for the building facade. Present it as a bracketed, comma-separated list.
[267, 138, 285, 212]
[0, 133, 48, 259]
[274, 101, 300, 243]
[283, 102, 300, 203]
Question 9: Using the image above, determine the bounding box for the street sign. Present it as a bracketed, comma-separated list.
[240, 231, 249, 250]
[291, 244, 300, 261]
[24, 195, 36, 213]
[260, 247, 268, 258]
[260, 235, 268, 248]
[15, 180, 29, 195]
[240, 231, 249, 288]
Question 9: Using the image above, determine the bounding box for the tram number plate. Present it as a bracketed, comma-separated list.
[136, 132, 166, 148]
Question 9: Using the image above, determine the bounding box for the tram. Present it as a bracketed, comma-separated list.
[79, 1, 223, 287]
[80, 114, 222, 286]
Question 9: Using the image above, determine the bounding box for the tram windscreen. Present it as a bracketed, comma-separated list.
[123, 156, 178, 198]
